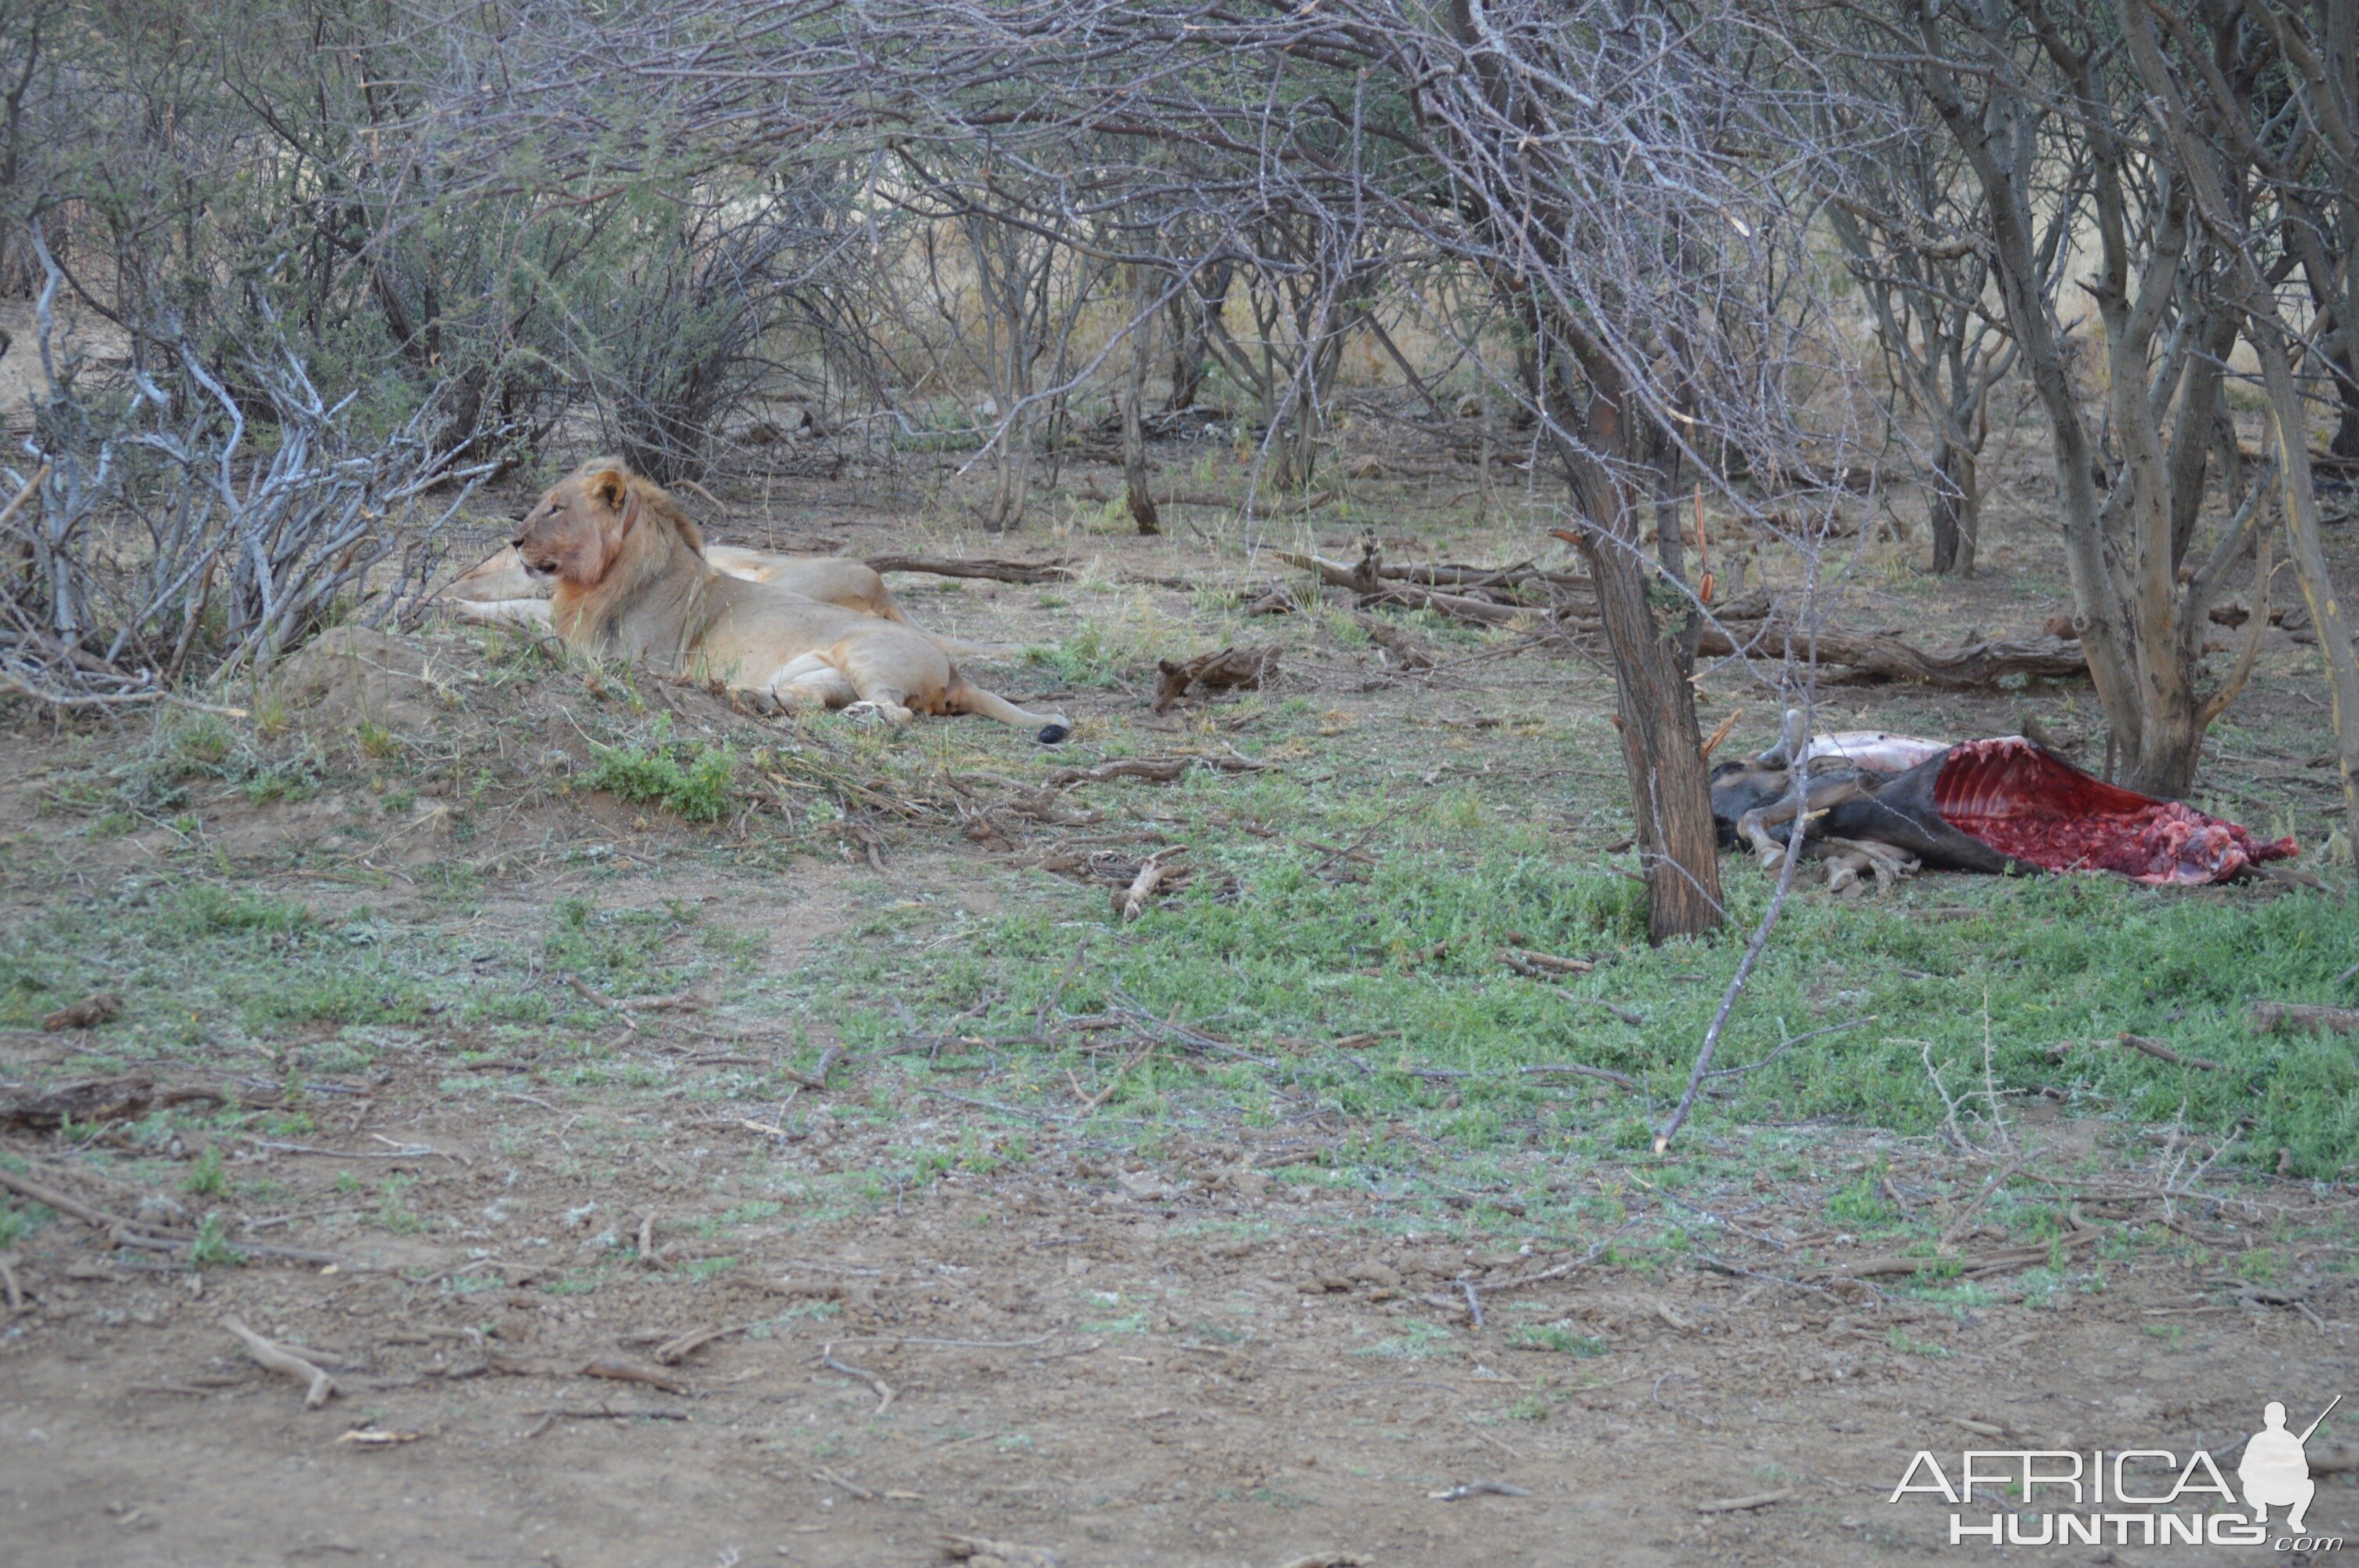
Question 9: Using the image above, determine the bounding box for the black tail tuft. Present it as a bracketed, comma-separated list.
[1036, 722, 1071, 745]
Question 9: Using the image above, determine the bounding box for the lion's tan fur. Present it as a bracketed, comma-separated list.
[509, 459, 1066, 739]
[438, 542, 1001, 654]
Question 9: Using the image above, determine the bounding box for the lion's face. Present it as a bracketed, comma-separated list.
[513, 462, 632, 586]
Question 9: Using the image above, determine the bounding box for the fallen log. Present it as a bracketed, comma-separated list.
[2249, 1001, 2359, 1037]
[1080, 481, 1332, 515]
[1154, 645, 1281, 711]
[41, 992, 122, 1031]
[865, 554, 1073, 585]
[1, 1072, 154, 1131]
[1692, 619, 2088, 689]
[1275, 549, 1559, 627]
[1287, 546, 2086, 688]
[1042, 754, 1267, 789]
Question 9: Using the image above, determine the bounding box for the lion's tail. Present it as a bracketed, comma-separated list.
[947, 674, 1070, 745]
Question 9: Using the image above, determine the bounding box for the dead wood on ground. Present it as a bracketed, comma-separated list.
[1153, 645, 1280, 711]
[40, 993, 123, 1031]
[2248, 1002, 2359, 1036]
[865, 555, 1074, 584]
[223, 1316, 337, 1408]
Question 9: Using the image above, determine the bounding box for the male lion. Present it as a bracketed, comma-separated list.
[511, 458, 1070, 742]
[440, 543, 1008, 655]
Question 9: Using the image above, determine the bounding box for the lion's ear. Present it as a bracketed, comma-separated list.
[587, 468, 629, 511]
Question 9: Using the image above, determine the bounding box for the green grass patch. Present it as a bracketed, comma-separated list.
[583, 741, 737, 823]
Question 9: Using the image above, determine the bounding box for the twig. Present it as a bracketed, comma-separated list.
[1697, 1490, 1793, 1513]
[0, 464, 49, 532]
[1036, 942, 1089, 1029]
[783, 1045, 846, 1091]
[1545, 992, 1645, 1028]
[1656, 793, 1808, 1152]
[2117, 1033, 2223, 1071]
[0, 1251, 22, 1312]
[1701, 1016, 1874, 1081]
[818, 1344, 894, 1413]
[814, 1466, 876, 1500]
[1519, 1063, 1639, 1091]
[1428, 1480, 1532, 1501]
[923, 1089, 1074, 1123]
[563, 975, 640, 1031]
[523, 1404, 687, 1438]
[1118, 848, 1184, 920]
[1461, 1279, 1484, 1327]
[652, 1323, 748, 1365]
[223, 1316, 336, 1408]
[250, 1139, 442, 1160]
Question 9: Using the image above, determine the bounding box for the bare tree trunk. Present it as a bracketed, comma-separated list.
[1928, 438, 1979, 577]
[1575, 496, 1723, 943]
[1165, 260, 1228, 412]
[2326, 340, 2359, 462]
[2258, 339, 2359, 861]
[1122, 275, 1159, 535]
[1550, 412, 1721, 942]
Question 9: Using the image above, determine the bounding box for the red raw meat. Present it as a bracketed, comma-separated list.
[1931, 737, 2296, 885]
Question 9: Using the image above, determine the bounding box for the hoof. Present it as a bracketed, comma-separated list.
[1036, 722, 1071, 744]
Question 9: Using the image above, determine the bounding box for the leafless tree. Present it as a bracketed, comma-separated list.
[2, 233, 489, 706]
[1866, 0, 2268, 796]
[2120, 0, 2359, 860]
[1820, 89, 2082, 575]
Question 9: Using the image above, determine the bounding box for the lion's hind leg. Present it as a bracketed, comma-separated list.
[760, 652, 859, 716]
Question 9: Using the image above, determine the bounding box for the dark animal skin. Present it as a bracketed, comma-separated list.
[1711, 708, 2292, 885]
[1708, 750, 2031, 874]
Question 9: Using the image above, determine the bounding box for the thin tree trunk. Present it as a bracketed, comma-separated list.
[2255, 330, 2359, 865]
[1122, 278, 1159, 535]
[2326, 341, 2359, 462]
[1928, 438, 1976, 576]
[1556, 440, 1721, 943]
[1580, 516, 1723, 942]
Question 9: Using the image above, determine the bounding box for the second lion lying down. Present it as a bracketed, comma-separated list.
[510, 458, 1069, 742]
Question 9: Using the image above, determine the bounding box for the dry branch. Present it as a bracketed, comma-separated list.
[2249, 1003, 2359, 1037]
[39, 993, 122, 1032]
[865, 555, 1073, 584]
[941, 1535, 1062, 1568]
[819, 1345, 894, 1413]
[1519, 1063, 1639, 1091]
[1153, 646, 1280, 711]
[2, 1071, 154, 1131]
[487, 1351, 688, 1394]
[1118, 850, 1185, 921]
[783, 1045, 848, 1091]
[2117, 1033, 2223, 1071]
[1692, 622, 2087, 689]
[223, 1316, 336, 1408]
[1349, 612, 1439, 670]
[1274, 551, 1531, 627]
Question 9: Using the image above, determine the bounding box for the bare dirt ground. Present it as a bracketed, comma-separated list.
[5, 429, 2359, 1567]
